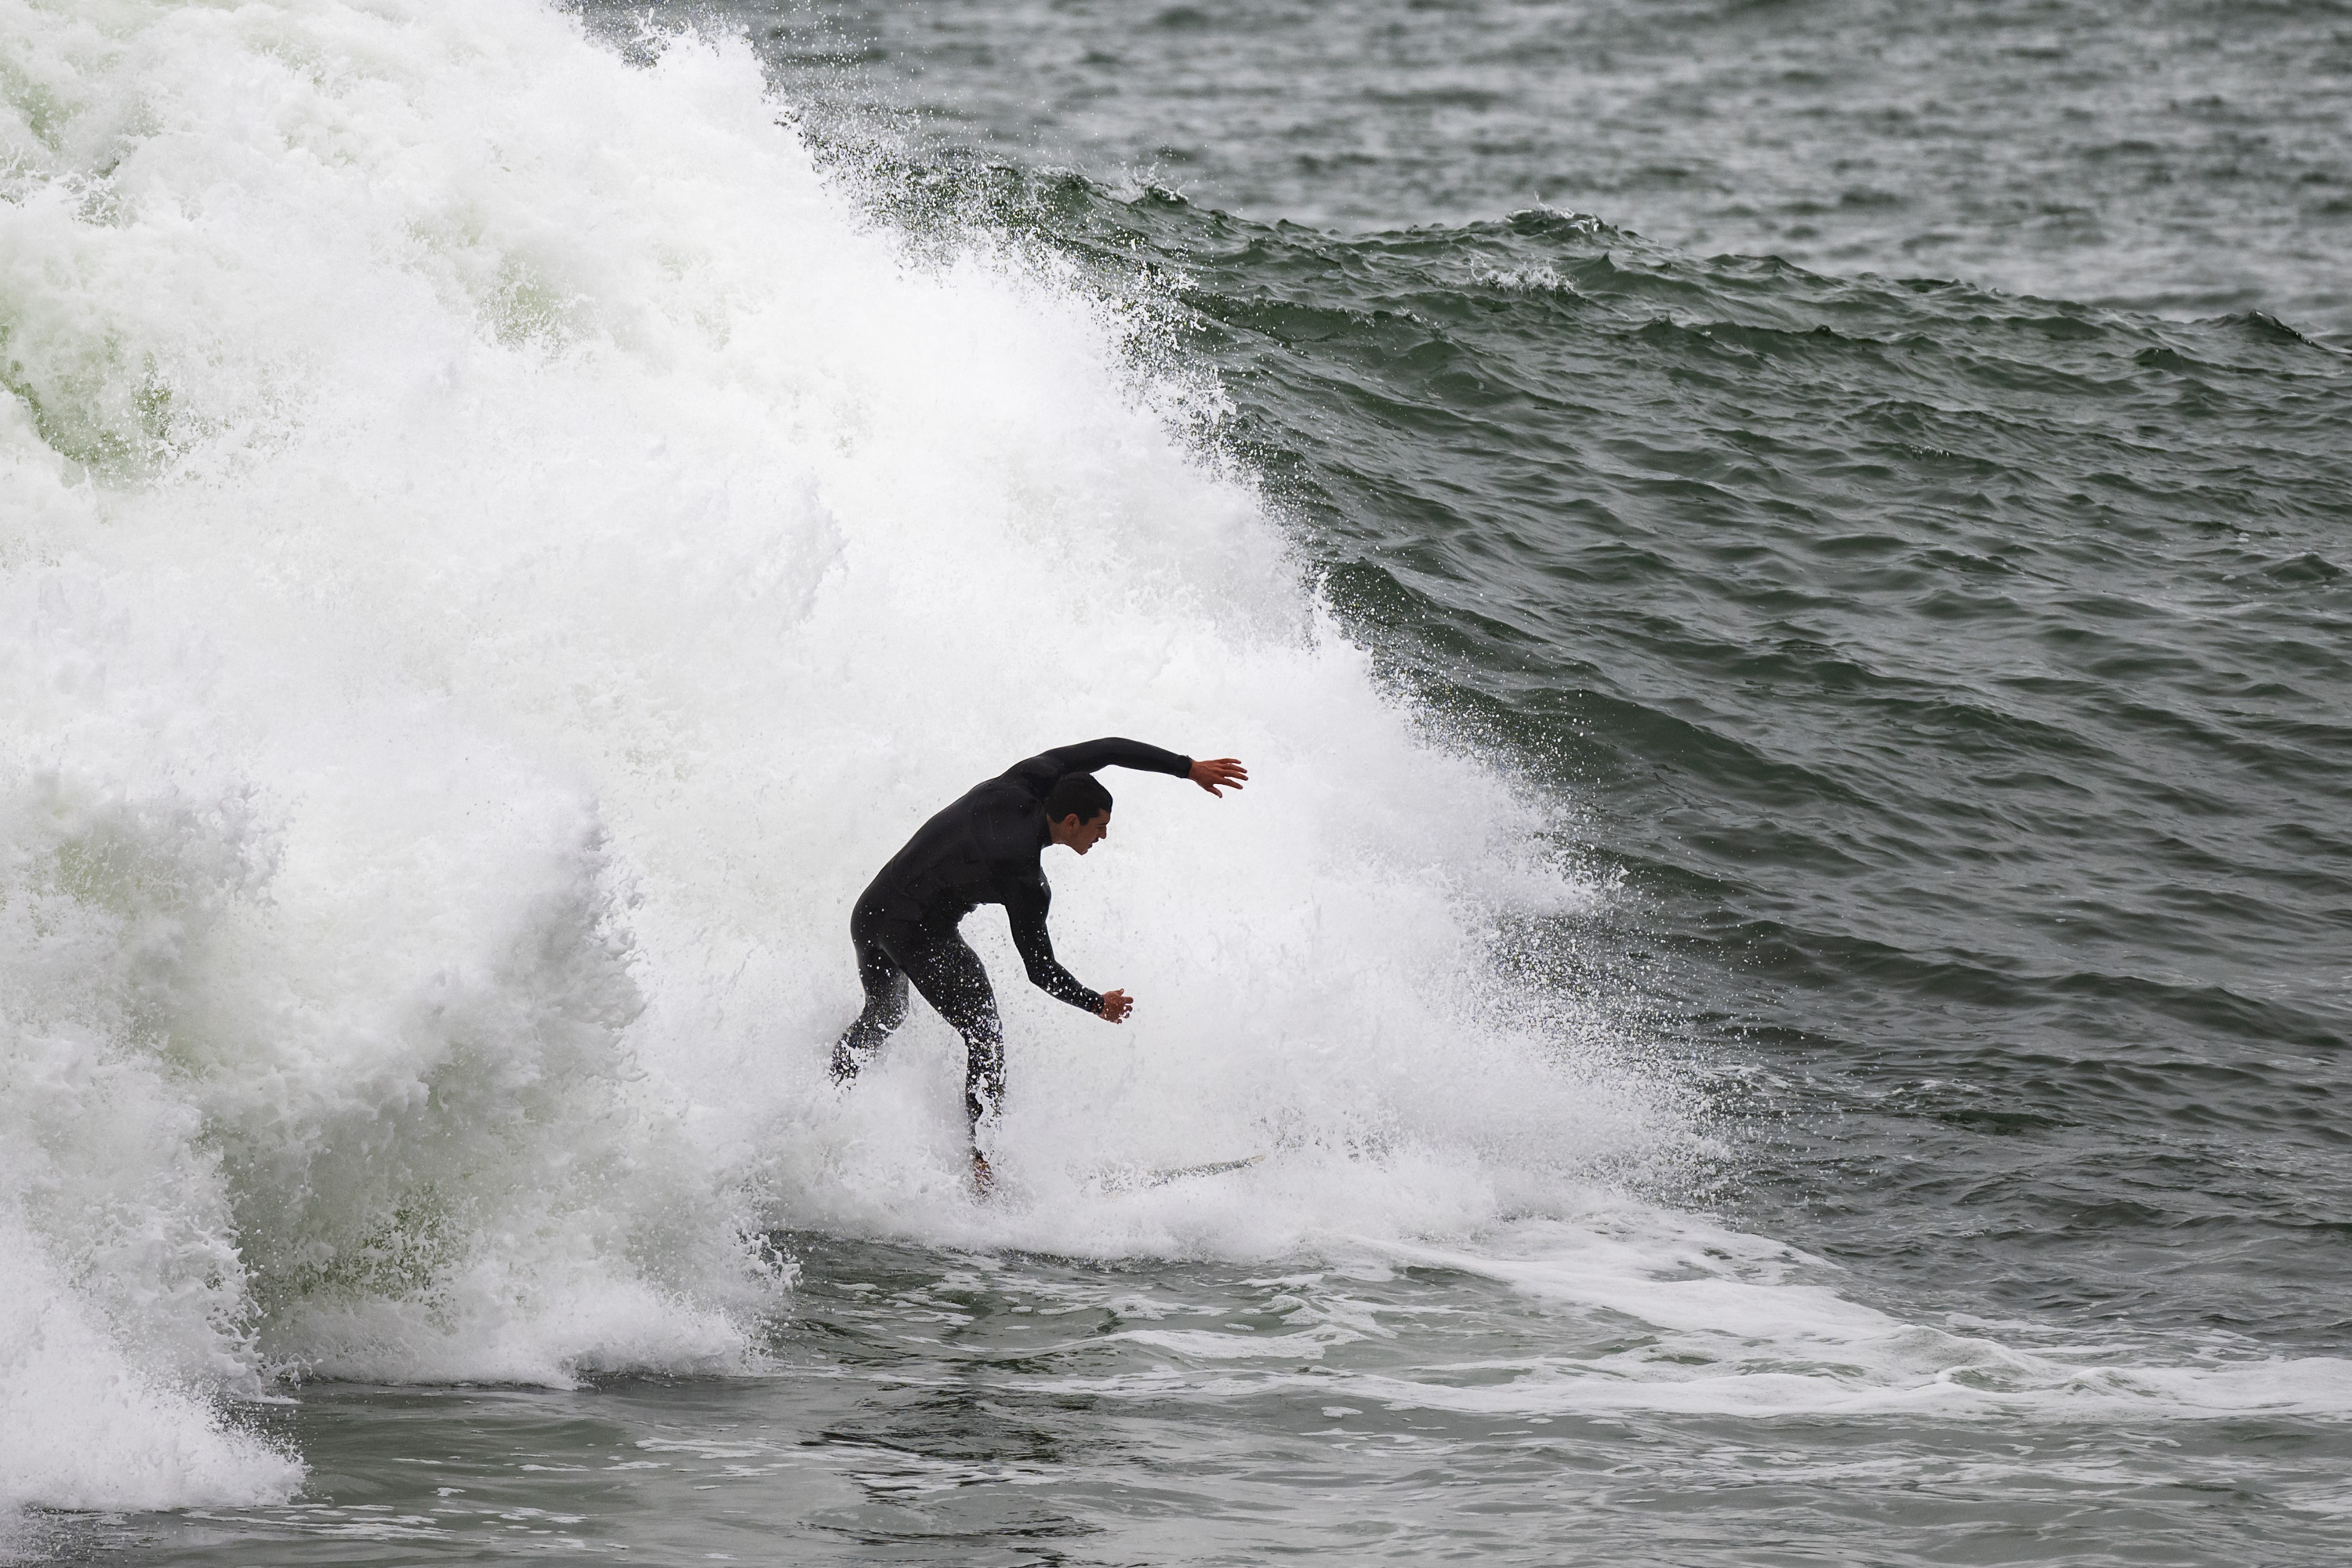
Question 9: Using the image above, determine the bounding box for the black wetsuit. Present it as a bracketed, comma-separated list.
[831, 738, 1193, 1132]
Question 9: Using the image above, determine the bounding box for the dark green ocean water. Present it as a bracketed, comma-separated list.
[21, 1, 2352, 1564]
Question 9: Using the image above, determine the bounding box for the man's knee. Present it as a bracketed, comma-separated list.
[951, 996, 1003, 1045]
[934, 960, 1000, 1045]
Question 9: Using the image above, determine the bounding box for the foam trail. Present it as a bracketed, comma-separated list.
[1327, 1218, 2352, 1421]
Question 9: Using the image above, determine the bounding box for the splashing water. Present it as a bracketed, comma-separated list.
[0, 0, 1674, 1519]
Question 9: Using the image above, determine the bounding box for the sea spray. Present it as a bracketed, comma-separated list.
[0, 0, 1693, 1519]
[0, 592, 298, 1517]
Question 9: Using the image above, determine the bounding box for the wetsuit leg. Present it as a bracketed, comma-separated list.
[831, 898, 909, 1085]
[889, 922, 1006, 1137]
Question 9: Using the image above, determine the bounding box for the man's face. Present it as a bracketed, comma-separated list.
[1058, 809, 1110, 855]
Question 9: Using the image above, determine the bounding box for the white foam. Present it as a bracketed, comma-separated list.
[1323, 1217, 2352, 1420]
[7, 0, 1668, 1276]
[1025, 1212, 2352, 1423]
[0, 1207, 300, 1516]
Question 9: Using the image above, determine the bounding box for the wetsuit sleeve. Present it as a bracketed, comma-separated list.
[1004, 873, 1103, 1013]
[1034, 738, 1193, 780]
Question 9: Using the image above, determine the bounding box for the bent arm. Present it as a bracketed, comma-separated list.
[1004, 875, 1103, 1013]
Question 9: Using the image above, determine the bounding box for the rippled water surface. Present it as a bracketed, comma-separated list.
[736, 0, 2352, 333]
[75, 1235, 2352, 1566]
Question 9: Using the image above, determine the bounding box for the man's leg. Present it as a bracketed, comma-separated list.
[893, 926, 1006, 1139]
[831, 906, 908, 1086]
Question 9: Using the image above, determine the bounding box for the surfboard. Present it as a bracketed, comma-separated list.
[1142, 1154, 1264, 1187]
[1088, 1154, 1263, 1192]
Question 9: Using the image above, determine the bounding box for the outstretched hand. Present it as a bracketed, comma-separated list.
[1098, 988, 1133, 1023]
[1189, 757, 1248, 797]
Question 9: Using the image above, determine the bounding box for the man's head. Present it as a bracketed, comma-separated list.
[1044, 772, 1112, 855]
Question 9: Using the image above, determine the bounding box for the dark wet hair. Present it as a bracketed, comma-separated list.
[1044, 771, 1112, 824]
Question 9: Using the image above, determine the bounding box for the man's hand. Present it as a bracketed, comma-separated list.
[1098, 989, 1134, 1023]
[1189, 757, 1248, 797]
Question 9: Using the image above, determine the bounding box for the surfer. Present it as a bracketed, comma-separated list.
[830, 738, 1249, 1193]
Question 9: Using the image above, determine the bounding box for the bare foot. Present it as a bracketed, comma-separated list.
[971, 1150, 995, 1199]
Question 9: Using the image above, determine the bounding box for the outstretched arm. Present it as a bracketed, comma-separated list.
[1025, 739, 1249, 799]
[1035, 737, 1194, 780]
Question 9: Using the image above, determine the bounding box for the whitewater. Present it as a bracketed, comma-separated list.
[3, 0, 2349, 1555]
